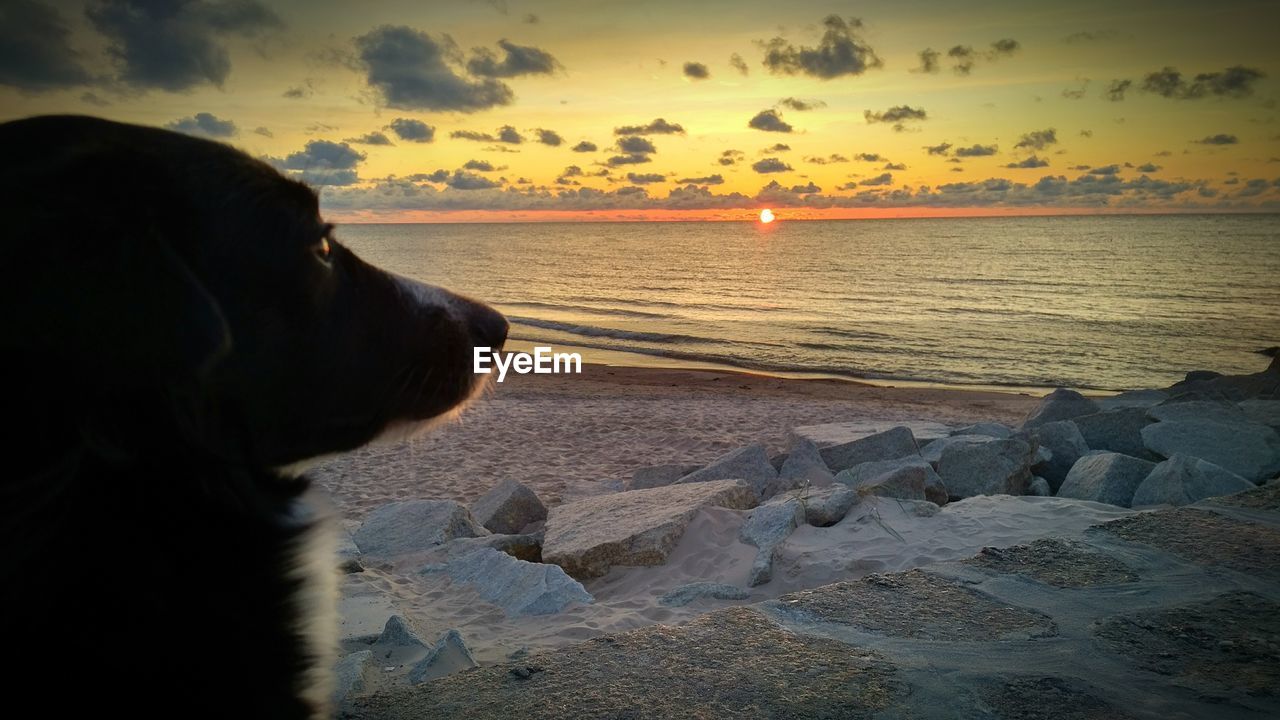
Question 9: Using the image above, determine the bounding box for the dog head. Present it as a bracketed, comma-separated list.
[0, 115, 506, 469]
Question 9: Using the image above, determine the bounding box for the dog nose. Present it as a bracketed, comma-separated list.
[465, 300, 508, 350]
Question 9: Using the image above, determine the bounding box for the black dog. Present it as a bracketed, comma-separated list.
[0, 116, 506, 717]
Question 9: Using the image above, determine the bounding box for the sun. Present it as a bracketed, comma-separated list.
[759, 208, 775, 223]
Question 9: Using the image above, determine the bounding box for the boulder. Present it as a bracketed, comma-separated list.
[919, 435, 993, 467]
[371, 615, 429, 665]
[1031, 420, 1089, 492]
[1096, 389, 1170, 411]
[1146, 401, 1248, 425]
[542, 480, 757, 579]
[951, 422, 1014, 439]
[801, 485, 860, 527]
[937, 437, 1034, 499]
[1238, 399, 1280, 432]
[1021, 388, 1100, 431]
[858, 465, 930, 501]
[770, 437, 835, 497]
[1057, 452, 1157, 507]
[739, 497, 805, 587]
[471, 479, 547, 535]
[1073, 408, 1157, 461]
[407, 630, 477, 684]
[433, 532, 542, 563]
[791, 420, 952, 449]
[628, 463, 703, 491]
[659, 582, 749, 607]
[354, 501, 487, 559]
[817, 426, 919, 472]
[421, 547, 592, 616]
[333, 650, 372, 704]
[1131, 454, 1255, 507]
[676, 445, 776, 499]
[1141, 419, 1280, 482]
[1028, 476, 1052, 497]
[835, 455, 947, 506]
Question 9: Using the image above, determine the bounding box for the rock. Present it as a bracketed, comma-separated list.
[470, 479, 547, 535]
[1147, 401, 1248, 425]
[407, 629, 478, 684]
[1057, 452, 1157, 507]
[923, 474, 950, 506]
[542, 480, 757, 578]
[849, 465, 929, 501]
[740, 497, 805, 587]
[1028, 476, 1052, 497]
[1097, 389, 1170, 411]
[835, 455, 948, 506]
[628, 463, 703, 491]
[952, 422, 1014, 439]
[333, 650, 372, 704]
[919, 435, 993, 467]
[1031, 420, 1090, 492]
[421, 547, 592, 616]
[1073, 408, 1157, 461]
[1184, 370, 1222, 383]
[901, 499, 941, 517]
[675, 444, 777, 499]
[791, 420, 952, 449]
[801, 485, 860, 527]
[659, 582, 750, 607]
[1021, 388, 1100, 431]
[434, 532, 542, 563]
[354, 501, 487, 559]
[817, 426, 919, 472]
[937, 437, 1034, 499]
[371, 615, 429, 665]
[1131, 454, 1256, 507]
[771, 437, 835, 497]
[1141, 419, 1280, 482]
[1240, 399, 1280, 432]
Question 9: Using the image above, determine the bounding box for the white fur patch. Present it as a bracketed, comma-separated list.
[288, 490, 339, 717]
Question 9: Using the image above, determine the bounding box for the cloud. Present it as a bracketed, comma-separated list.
[752, 158, 792, 173]
[614, 118, 685, 135]
[0, 0, 92, 91]
[729, 53, 749, 76]
[446, 170, 501, 190]
[535, 128, 563, 146]
[388, 118, 435, 142]
[864, 105, 927, 132]
[1104, 79, 1130, 101]
[1062, 80, 1089, 100]
[948, 45, 976, 75]
[466, 39, 560, 78]
[718, 149, 744, 166]
[345, 131, 393, 145]
[924, 142, 952, 156]
[757, 180, 823, 203]
[354, 26, 513, 112]
[523, 13, 538, 24]
[1087, 164, 1120, 175]
[253, 126, 272, 137]
[989, 39, 1020, 58]
[266, 140, 365, 186]
[571, 141, 597, 152]
[884, 162, 907, 171]
[626, 172, 666, 185]
[859, 173, 893, 186]
[854, 153, 883, 162]
[1014, 128, 1057, 151]
[1141, 65, 1265, 100]
[779, 97, 825, 111]
[617, 136, 657, 154]
[1080, 130, 1094, 138]
[86, 0, 282, 92]
[1064, 30, 1119, 44]
[166, 112, 238, 138]
[606, 154, 651, 166]
[1006, 156, 1049, 168]
[954, 144, 998, 157]
[1193, 134, 1238, 145]
[676, 174, 724, 185]
[683, 62, 709, 80]
[1136, 163, 1161, 173]
[763, 143, 791, 153]
[463, 159, 496, 171]
[914, 48, 940, 74]
[761, 15, 881, 79]
[451, 125, 524, 143]
[748, 109, 793, 133]
[806, 154, 849, 164]
[407, 170, 450, 183]
[560, 165, 583, 177]
[283, 80, 315, 99]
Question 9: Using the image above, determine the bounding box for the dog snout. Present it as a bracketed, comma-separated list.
[462, 299, 508, 351]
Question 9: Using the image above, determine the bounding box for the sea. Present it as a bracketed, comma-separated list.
[336, 214, 1280, 392]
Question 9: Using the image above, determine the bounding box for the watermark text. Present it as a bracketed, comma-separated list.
[475, 346, 582, 382]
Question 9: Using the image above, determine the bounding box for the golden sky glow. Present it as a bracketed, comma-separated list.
[2, 0, 1279, 221]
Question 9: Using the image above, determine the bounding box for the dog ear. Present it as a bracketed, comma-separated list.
[1, 140, 232, 382]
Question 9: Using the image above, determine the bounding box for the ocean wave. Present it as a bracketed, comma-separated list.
[508, 316, 707, 344]
[496, 300, 669, 319]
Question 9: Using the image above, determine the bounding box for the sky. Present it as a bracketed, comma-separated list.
[2, 0, 1279, 222]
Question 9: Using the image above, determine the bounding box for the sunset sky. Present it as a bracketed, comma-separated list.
[2, 0, 1279, 221]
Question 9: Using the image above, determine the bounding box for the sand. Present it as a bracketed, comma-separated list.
[315, 363, 1121, 670]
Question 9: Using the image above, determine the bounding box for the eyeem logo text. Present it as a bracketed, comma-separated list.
[475, 346, 582, 382]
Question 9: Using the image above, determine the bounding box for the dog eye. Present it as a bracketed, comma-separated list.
[314, 236, 332, 262]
